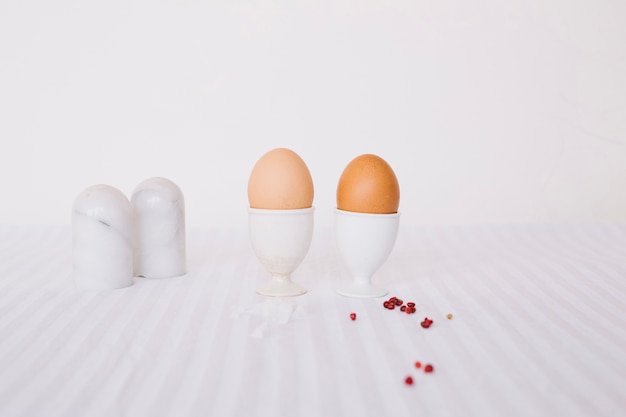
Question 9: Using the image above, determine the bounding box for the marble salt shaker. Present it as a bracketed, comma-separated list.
[72, 184, 134, 289]
[131, 177, 186, 279]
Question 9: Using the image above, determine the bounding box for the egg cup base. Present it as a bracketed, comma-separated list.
[336, 281, 388, 298]
[256, 278, 307, 297]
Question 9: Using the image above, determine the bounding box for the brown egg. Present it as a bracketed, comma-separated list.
[248, 148, 314, 209]
[337, 154, 400, 214]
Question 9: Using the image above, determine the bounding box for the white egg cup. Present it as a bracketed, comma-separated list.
[248, 207, 314, 297]
[334, 209, 400, 298]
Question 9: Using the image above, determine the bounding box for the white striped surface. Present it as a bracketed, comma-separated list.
[0, 224, 625, 417]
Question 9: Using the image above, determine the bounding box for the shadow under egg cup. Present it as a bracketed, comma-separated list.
[334, 209, 400, 298]
[248, 207, 314, 297]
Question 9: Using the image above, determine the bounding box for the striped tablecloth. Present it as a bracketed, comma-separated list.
[0, 223, 625, 417]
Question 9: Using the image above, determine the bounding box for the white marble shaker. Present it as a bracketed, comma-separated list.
[131, 177, 186, 279]
[72, 184, 134, 289]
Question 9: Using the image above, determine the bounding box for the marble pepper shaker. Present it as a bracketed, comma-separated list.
[131, 177, 186, 279]
[72, 184, 134, 289]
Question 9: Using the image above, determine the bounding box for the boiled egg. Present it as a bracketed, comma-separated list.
[248, 148, 314, 209]
[336, 154, 400, 214]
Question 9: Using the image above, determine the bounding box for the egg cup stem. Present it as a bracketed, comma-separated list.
[336, 277, 388, 298]
[257, 274, 307, 297]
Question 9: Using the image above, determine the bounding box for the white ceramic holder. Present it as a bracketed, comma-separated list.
[248, 207, 314, 297]
[131, 177, 186, 279]
[334, 209, 400, 298]
[72, 184, 134, 290]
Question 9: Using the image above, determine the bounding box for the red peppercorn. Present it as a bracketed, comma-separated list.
[350, 313, 356, 321]
[400, 305, 406, 312]
[421, 318, 433, 328]
[388, 303, 395, 310]
[407, 302, 415, 308]
[394, 298, 403, 306]
[404, 376, 414, 385]
[424, 364, 434, 373]
[414, 361, 422, 369]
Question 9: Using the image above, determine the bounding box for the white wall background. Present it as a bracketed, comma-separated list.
[1, 0, 625, 229]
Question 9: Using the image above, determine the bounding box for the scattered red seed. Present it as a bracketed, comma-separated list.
[421, 317, 433, 328]
[383, 296, 420, 316]
[404, 376, 414, 385]
[424, 364, 434, 373]
[414, 361, 422, 369]
[350, 313, 356, 321]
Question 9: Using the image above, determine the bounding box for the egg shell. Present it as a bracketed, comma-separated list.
[336, 154, 400, 214]
[248, 148, 314, 209]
